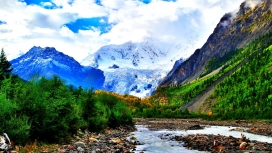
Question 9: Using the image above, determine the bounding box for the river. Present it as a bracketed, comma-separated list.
[131, 125, 272, 153]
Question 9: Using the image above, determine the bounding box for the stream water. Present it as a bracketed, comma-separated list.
[131, 125, 272, 153]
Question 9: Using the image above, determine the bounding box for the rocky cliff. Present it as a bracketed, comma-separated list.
[160, 0, 272, 86]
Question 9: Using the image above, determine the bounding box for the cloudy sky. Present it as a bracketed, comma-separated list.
[0, 0, 245, 62]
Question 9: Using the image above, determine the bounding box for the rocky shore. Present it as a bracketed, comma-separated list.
[10, 126, 141, 153]
[161, 133, 272, 152]
[135, 118, 272, 135]
[58, 126, 144, 153]
[9, 118, 272, 152]
[134, 118, 272, 152]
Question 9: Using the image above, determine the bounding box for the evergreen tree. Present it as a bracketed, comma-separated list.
[0, 48, 13, 77]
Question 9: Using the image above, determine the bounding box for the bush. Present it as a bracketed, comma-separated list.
[89, 100, 110, 131]
[0, 91, 30, 144]
[110, 101, 133, 127]
[91, 91, 133, 130]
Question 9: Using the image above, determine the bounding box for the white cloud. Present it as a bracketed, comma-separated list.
[101, 0, 125, 9]
[0, 0, 245, 62]
[59, 26, 75, 38]
[245, 0, 263, 9]
[41, 2, 54, 7]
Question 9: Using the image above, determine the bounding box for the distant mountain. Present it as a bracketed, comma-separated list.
[103, 68, 166, 97]
[81, 38, 181, 70]
[160, 0, 272, 86]
[11, 46, 105, 89]
[81, 38, 184, 97]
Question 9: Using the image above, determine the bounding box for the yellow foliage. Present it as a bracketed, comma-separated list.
[94, 90, 153, 108]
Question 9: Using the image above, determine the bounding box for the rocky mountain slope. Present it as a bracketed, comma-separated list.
[11, 46, 105, 89]
[160, 0, 272, 86]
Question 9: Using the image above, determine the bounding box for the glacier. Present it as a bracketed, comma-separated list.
[81, 38, 185, 97]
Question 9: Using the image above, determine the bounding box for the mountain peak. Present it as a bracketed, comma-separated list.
[28, 46, 58, 55]
[81, 39, 180, 71]
[11, 46, 105, 89]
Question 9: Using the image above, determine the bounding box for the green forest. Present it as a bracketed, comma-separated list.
[212, 45, 272, 119]
[0, 48, 133, 144]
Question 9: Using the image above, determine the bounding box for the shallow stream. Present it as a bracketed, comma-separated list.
[131, 125, 272, 153]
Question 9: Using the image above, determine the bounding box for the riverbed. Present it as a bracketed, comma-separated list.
[132, 119, 272, 152]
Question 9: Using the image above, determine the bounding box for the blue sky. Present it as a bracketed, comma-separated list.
[0, 0, 247, 62]
[0, 21, 7, 25]
[65, 17, 111, 34]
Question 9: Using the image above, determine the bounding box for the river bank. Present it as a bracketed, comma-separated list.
[11, 126, 139, 153]
[133, 118, 272, 152]
[134, 118, 272, 136]
[9, 118, 272, 152]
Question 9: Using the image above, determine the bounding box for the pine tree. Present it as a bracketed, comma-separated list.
[0, 48, 13, 76]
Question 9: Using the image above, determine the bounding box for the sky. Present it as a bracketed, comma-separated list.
[0, 0, 246, 62]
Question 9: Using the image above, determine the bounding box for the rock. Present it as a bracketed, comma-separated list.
[58, 149, 66, 153]
[109, 138, 121, 144]
[77, 147, 84, 152]
[74, 142, 86, 148]
[89, 137, 99, 143]
[240, 142, 247, 150]
[187, 125, 204, 130]
[69, 145, 77, 151]
[130, 136, 136, 140]
[95, 148, 101, 153]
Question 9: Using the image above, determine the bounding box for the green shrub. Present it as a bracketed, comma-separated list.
[90, 100, 110, 131]
[110, 101, 133, 127]
[0, 92, 30, 144]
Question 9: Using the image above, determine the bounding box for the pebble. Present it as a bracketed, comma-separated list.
[62, 126, 138, 153]
[167, 133, 272, 152]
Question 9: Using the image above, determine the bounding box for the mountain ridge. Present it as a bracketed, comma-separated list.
[81, 38, 182, 71]
[11, 46, 105, 89]
[160, 0, 272, 86]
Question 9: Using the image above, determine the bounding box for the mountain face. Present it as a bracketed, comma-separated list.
[161, 0, 272, 86]
[103, 68, 166, 97]
[11, 46, 105, 89]
[81, 38, 181, 70]
[81, 39, 184, 97]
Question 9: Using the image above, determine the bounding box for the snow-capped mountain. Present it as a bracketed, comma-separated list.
[81, 38, 184, 97]
[81, 38, 183, 70]
[103, 68, 167, 97]
[11, 46, 105, 89]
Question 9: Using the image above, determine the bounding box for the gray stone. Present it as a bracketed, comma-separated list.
[74, 141, 86, 148]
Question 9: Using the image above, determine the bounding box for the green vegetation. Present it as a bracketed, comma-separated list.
[0, 49, 133, 144]
[0, 75, 133, 144]
[0, 48, 13, 79]
[212, 45, 272, 119]
[201, 32, 272, 77]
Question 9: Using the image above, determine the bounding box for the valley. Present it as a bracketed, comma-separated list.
[0, 0, 271, 152]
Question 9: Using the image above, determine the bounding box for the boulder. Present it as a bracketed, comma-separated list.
[74, 142, 86, 148]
